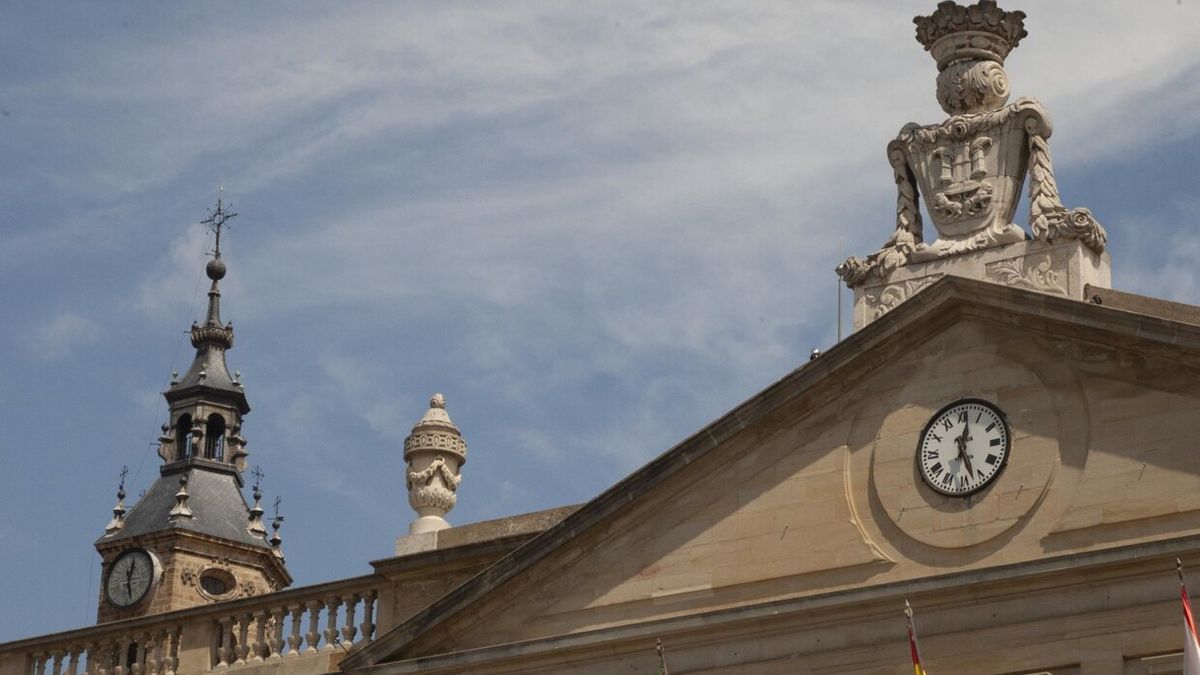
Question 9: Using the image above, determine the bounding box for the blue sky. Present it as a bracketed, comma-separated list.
[0, 1, 1197, 642]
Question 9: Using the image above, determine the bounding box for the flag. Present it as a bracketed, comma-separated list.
[905, 600, 927, 675]
[1179, 560, 1200, 675]
[656, 638, 669, 675]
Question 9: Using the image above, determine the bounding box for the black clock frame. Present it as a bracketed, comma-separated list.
[915, 397, 1011, 498]
[104, 548, 155, 609]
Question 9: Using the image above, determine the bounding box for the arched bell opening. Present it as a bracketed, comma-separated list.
[176, 414, 194, 461]
[205, 414, 226, 461]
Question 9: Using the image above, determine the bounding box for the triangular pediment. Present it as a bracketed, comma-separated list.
[345, 277, 1200, 670]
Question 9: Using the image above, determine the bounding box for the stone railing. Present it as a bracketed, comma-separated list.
[0, 575, 381, 675]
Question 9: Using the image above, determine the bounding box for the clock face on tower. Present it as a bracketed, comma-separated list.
[917, 398, 1010, 497]
[105, 549, 156, 608]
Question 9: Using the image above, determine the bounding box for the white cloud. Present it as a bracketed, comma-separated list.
[32, 313, 99, 361]
[135, 222, 211, 321]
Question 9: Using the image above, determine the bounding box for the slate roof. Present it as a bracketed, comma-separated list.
[97, 461, 269, 550]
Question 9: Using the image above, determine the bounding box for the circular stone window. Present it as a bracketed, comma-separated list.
[198, 569, 236, 599]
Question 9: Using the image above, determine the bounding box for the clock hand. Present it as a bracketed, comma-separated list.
[955, 427, 974, 479]
[960, 438, 975, 478]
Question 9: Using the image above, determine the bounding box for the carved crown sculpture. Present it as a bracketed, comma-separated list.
[836, 0, 1107, 287]
[404, 393, 467, 535]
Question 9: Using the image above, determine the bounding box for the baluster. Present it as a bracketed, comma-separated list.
[268, 606, 286, 660]
[97, 641, 117, 675]
[285, 604, 303, 657]
[214, 618, 232, 668]
[250, 610, 268, 662]
[32, 651, 48, 675]
[234, 613, 251, 665]
[66, 646, 81, 675]
[113, 637, 129, 675]
[93, 642, 112, 675]
[140, 635, 155, 675]
[79, 646, 90, 675]
[304, 600, 322, 653]
[130, 635, 146, 675]
[161, 628, 179, 675]
[340, 594, 360, 646]
[360, 590, 377, 643]
[147, 629, 164, 672]
[321, 596, 340, 651]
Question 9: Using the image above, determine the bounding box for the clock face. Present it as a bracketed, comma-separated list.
[917, 398, 1010, 497]
[105, 549, 155, 608]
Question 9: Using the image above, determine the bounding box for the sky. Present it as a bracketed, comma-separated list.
[0, 1, 1198, 643]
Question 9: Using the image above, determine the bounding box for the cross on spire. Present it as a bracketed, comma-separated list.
[251, 465, 265, 492]
[118, 465, 129, 493]
[272, 496, 284, 522]
[201, 188, 238, 259]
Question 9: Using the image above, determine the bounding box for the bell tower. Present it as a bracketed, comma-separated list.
[95, 198, 291, 623]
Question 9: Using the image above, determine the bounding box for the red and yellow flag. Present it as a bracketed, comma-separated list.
[905, 601, 927, 675]
[1179, 560, 1200, 675]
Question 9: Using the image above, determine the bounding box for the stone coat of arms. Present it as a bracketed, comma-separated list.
[837, 0, 1107, 287]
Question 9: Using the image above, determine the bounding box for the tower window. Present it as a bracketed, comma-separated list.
[205, 414, 226, 461]
[197, 568, 236, 599]
[176, 414, 193, 460]
[200, 574, 229, 596]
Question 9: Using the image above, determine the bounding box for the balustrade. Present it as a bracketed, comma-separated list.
[22, 628, 182, 675]
[11, 579, 380, 675]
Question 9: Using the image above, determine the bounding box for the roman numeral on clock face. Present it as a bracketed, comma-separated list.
[918, 399, 1009, 496]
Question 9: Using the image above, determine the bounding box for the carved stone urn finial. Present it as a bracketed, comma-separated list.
[403, 393, 467, 535]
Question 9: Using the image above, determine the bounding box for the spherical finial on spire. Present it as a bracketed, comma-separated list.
[430, 393, 446, 409]
[206, 256, 227, 281]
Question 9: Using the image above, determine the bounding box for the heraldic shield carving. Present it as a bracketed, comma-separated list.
[837, 0, 1108, 287]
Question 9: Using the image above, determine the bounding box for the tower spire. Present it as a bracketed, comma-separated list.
[103, 466, 129, 536]
[162, 195, 251, 469]
[197, 192, 237, 334]
[94, 196, 290, 622]
[247, 466, 267, 537]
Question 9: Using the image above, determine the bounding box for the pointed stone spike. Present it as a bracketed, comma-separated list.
[168, 475, 194, 521]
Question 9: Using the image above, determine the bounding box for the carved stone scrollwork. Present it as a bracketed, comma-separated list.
[863, 276, 942, 321]
[985, 253, 1068, 296]
[1025, 124, 1107, 253]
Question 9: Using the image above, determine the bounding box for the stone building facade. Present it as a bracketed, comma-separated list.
[2, 2, 1199, 674]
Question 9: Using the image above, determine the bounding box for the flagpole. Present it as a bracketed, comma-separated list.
[1179, 558, 1200, 675]
[906, 600, 926, 675]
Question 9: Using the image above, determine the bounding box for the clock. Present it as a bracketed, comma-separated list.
[917, 398, 1010, 497]
[105, 549, 157, 608]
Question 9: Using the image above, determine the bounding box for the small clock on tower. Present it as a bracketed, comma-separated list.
[104, 549, 160, 609]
